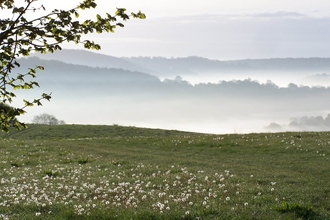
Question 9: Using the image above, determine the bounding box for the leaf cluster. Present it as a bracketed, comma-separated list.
[0, 0, 145, 131]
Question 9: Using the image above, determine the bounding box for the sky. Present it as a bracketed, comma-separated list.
[40, 0, 330, 17]
[4, 0, 330, 133]
[3, 0, 330, 60]
[62, 0, 330, 59]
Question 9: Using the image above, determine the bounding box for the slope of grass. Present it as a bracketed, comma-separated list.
[0, 124, 192, 139]
[0, 125, 329, 219]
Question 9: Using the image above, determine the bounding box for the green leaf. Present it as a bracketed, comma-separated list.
[12, 7, 24, 13]
[36, 66, 44, 71]
[132, 11, 147, 19]
[116, 23, 124, 28]
[23, 100, 34, 107]
[42, 93, 52, 101]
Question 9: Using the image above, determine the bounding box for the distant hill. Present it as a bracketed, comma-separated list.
[32, 49, 152, 73]
[16, 57, 161, 97]
[32, 49, 330, 78]
[124, 56, 330, 74]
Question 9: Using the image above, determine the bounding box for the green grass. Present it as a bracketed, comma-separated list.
[0, 125, 329, 219]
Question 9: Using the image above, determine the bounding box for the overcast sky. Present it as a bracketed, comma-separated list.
[40, 0, 330, 17]
[6, 0, 330, 59]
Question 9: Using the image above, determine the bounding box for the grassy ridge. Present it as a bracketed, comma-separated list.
[0, 124, 192, 139]
[0, 125, 329, 219]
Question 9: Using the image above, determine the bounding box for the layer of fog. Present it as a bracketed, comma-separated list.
[15, 85, 330, 134]
[162, 71, 330, 88]
[13, 57, 330, 134]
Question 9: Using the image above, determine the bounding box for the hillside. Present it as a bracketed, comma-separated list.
[0, 125, 329, 219]
[16, 57, 161, 96]
[32, 49, 330, 77]
[0, 124, 193, 139]
[32, 49, 151, 73]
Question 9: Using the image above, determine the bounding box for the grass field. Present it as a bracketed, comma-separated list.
[0, 124, 329, 219]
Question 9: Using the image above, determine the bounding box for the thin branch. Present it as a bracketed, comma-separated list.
[0, 0, 34, 44]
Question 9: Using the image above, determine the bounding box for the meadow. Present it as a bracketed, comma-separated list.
[0, 124, 329, 219]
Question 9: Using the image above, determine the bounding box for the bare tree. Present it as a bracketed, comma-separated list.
[32, 113, 65, 125]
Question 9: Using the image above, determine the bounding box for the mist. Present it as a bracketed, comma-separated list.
[17, 88, 330, 134]
[12, 53, 330, 134]
[170, 72, 314, 88]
